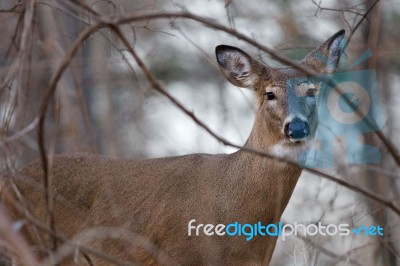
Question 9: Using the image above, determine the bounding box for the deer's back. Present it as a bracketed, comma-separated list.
[10, 152, 299, 265]
[12, 153, 232, 264]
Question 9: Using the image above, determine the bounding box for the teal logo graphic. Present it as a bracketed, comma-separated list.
[288, 45, 382, 168]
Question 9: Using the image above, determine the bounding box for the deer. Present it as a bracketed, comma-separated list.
[3, 29, 345, 265]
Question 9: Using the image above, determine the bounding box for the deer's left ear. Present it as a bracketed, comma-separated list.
[302, 30, 345, 74]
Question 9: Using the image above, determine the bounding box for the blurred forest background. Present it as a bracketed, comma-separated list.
[0, 0, 399, 265]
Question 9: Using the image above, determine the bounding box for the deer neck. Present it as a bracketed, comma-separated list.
[237, 113, 302, 181]
[242, 110, 282, 152]
[225, 112, 302, 223]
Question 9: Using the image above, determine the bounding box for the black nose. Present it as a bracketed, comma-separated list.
[284, 118, 310, 140]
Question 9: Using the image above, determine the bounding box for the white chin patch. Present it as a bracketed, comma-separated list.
[269, 139, 314, 162]
[288, 137, 308, 143]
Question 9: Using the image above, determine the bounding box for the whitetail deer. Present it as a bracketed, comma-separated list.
[4, 30, 344, 265]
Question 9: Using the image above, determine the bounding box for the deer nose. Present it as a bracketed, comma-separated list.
[284, 118, 310, 140]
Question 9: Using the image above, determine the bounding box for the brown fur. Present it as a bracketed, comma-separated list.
[3, 30, 345, 265]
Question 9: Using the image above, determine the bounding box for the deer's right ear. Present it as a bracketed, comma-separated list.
[216, 45, 264, 89]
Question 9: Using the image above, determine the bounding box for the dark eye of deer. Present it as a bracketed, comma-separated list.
[306, 88, 317, 97]
[264, 92, 276, 100]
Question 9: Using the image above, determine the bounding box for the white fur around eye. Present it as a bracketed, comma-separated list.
[264, 86, 280, 94]
[296, 83, 319, 97]
[264, 87, 279, 104]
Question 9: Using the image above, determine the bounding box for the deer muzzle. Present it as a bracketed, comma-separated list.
[284, 117, 310, 142]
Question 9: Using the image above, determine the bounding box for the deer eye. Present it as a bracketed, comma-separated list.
[264, 92, 276, 100]
[306, 88, 317, 97]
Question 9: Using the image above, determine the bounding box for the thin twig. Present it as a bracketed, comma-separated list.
[0, 117, 38, 148]
[295, 234, 363, 266]
[343, 0, 381, 50]
[0, 207, 40, 266]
